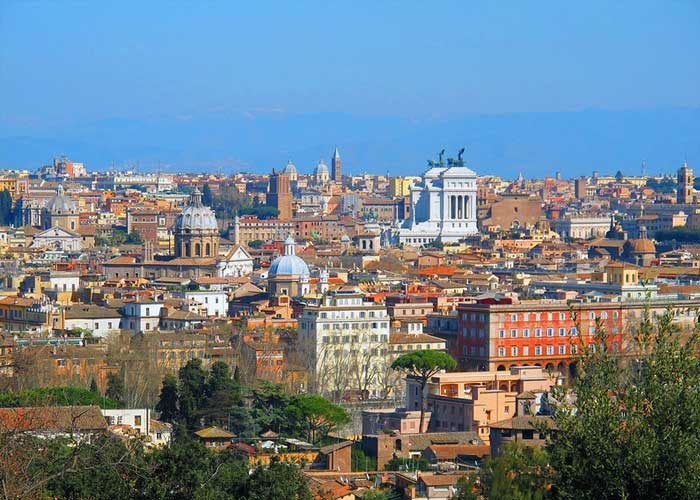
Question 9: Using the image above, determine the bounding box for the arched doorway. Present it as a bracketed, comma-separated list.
[497, 365, 506, 371]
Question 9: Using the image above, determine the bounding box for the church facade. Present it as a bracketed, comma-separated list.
[399, 161, 478, 245]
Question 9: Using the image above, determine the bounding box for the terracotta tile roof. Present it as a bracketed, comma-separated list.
[194, 426, 236, 439]
[414, 266, 458, 277]
[425, 444, 490, 460]
[0, 405, 107, 432]
[389, 333, 445, 345]
[418, 473, 468, 486]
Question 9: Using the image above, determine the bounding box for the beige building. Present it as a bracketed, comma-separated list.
[405, 366, 560, 443]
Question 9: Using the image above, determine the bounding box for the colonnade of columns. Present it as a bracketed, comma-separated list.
[448, 194, 471, 219]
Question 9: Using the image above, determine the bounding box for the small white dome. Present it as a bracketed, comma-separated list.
[283, 160, 297, 175]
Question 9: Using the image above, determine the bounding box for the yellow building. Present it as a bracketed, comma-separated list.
[606, 261, 639, 285]
[389, 177, 416, 198]
[0, 177, 29, 202]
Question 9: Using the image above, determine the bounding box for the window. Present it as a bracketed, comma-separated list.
[547, 328, 554, 337]
[601, 312, 608, 319]
[523, 346, 529, 356]
[559, 328, 566, 337]
[511, 313, 518, 321]
[134, 415, 142, 426]
[510, 329, 518, 338]
[523, 313, 530, 321]
[523, 328, 530, 338]
[498, 347, 506, 356]
[511, 346, 518, 356]
[571, 344, 578, 354]
[546, 345, 554, 355]
[498, 329, 505, 339]
[558, 345, 566, 355]
[57, 359, 66, 367]
[535, 328, 542, 337]
[571, 327, 578, 336]
[612, 311, 619, 319]
[534, 346, 542, 355]
[559, 313, 566, 320]
[146, 307, 150, 316]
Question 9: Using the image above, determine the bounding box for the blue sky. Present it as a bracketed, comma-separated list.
[0, 1, 698, 174]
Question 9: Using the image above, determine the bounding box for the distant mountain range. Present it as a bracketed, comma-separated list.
[1, 108, 698, 179]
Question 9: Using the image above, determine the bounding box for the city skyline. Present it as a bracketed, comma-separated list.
[1, 1, 699, 176]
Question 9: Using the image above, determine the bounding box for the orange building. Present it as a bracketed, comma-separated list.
[455, 298, 625, 376]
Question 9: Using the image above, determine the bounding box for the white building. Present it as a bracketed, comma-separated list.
[176, 290, 228, 317]
[399, 163, 478, 245]
[298, 288, 391, 399]
[101, 409, 172, 447]
[63, 305, 122, 338]
[553, 216, 610, 240]
[217, 245, 254, 277]
[120, 299, 164, 333]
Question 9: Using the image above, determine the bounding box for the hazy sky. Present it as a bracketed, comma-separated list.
[2, 0, 699, 129]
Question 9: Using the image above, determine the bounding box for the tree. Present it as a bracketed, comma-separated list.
[155, 375, 179, 423]
[201, 361, 240, 427]
[89, 378, 99, 394]
[178, 358, 208, 429]
[125, 230, 143, 244]
[548, 307, 700, 499]
[290, 394, 350, 444]
[105, 372, 125, 407]
[246, 456, 312, 500]
[0, 190, 12, 226]
[0, 386, 119, 409]
[391, 350, 456, 432]
[250, 381, 294, 436]
[202, 183, 213, 206]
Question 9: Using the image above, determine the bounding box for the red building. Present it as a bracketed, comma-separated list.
[126, 207, 161, 245]
[455, 298, 625, 377]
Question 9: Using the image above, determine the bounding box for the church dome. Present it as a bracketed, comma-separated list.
[268, 236, 310, 277]
[314, 160, 329, 176]
[174, 188, 218, 232]
[45, 185, 76, 213]
[283, 160, 297, 175]
[625, 238, 656, 254]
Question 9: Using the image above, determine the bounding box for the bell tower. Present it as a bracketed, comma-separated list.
[677, 161, 693, 204]
[331, 146, 341, 182]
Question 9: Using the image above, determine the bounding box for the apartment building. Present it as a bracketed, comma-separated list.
[455, 296, 700, 376]
[405, 366, 560, 442]
[297, 289, 391, 399]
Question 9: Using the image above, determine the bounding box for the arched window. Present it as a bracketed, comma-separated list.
[195, 243, 201, 256]
[185, 243, 191, 257]
[205, 242, 211, 256]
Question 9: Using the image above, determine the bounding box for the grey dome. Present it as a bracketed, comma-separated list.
[314, 160, 329, 176]
[269, 236, 310, 277]
[175, 188, 218, 231]
[45, 185, 77, 213]
[283, 160, 297, 175]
